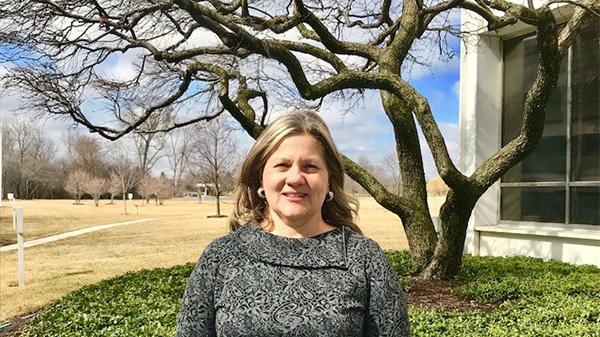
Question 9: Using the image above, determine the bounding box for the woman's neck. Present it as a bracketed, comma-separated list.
[266, 212, 335, 238]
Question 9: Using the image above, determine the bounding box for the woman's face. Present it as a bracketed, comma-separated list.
[261, 133, 330, 227]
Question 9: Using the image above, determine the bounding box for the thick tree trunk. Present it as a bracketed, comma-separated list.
[381, 91, 438, 270]
[421, 190, 476, 279]
[216, 192, 221, 216]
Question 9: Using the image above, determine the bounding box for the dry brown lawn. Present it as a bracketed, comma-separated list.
[0, 196, 445, 321]
[0, 199, 146, 245]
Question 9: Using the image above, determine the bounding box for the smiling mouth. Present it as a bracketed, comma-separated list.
[282, 192, 308, 199]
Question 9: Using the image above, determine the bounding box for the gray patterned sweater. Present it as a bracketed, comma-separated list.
[176, 225, 409, 337]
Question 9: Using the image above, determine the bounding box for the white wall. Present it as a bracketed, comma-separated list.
[479, 231, 600, 267]
[460, 9, 502, 254]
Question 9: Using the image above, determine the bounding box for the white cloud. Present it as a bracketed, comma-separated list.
[317, 92, 395, 162]
[96, 49, 143, 81]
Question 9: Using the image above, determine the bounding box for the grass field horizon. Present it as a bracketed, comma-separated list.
[0, 196, 444, 321]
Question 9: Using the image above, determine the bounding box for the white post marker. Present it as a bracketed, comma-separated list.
[128, 193, 133, 201]
[14, 206, 25, 287]
[9, 193, 15, 230]
[8, 192, 15, 208]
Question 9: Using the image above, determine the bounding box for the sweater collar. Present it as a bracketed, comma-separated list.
[235, 224, 348, 269]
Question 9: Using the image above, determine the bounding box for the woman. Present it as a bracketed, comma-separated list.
[176, 111, 409, 336]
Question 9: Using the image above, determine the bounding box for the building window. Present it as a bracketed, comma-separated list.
[500, 18, 599, 226]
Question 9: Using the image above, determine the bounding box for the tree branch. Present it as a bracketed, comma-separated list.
[410, 92, 470, 190]
[470, 7, 561, 193]
[293, 0, 380, 60]
[557, 0, 600, 56]
[338, 0, 393, 29]
[342, 156, 412, 218]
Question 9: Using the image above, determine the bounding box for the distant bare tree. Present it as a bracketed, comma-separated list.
[133, 113, 169, 176]
[65, 133, 107, 177]
[83, 176, 108, 207]
[189, 117, 237, 217]
[153, 175, 173, 206]
[137, 175, 154, 204]
[165, 127, 193, 197]
[138, 174, 172, 205]
[110, 150, 140, 214]
[65, 169, 88, 204]
[107, 174, 122, 205]
[382, 152, 403, 195]
[3, 117, 57, 199]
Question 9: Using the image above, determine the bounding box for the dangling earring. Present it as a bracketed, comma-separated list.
[326, 191, 334, 202]
[257, 187, 266, 199]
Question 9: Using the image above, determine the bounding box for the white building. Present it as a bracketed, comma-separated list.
[459, 3, 599, 267]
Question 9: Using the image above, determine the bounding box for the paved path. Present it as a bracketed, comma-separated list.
[0, 218, 157, 252]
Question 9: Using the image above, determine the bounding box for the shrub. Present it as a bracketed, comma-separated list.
[457, 255, 600, 302]
[23, 264, 194, 337]
[409, 294, 600, 337]
[385, 250, 416, 290]
[22, 253, 600, 337]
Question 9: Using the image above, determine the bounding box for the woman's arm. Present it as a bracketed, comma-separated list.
[176, 241, 222, 337]
[364, 240, 410, 337]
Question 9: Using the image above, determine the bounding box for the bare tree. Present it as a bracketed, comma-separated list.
[2, 0, 598, 278]
[2, 117, 57, 199]
[132, 113, 169, 176]
[164, 127, 193, 197]
[137, 175, 154, 204]
[153, 175, 174, 205]
[107, 174, 122, 205]
[65, 133, 108, 177]
[83, 176, 108, 207]
[189, 117, 237, 217]
[65, 169, 88, 204]
[382, 152, 403, 195]
[109, 150, 141, 214]
[138, 174, 172, 205]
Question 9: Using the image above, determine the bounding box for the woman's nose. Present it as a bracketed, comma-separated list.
[285, 166, 305, 186]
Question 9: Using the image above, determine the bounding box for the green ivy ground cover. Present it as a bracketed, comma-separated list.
[22, 253, 600, 337]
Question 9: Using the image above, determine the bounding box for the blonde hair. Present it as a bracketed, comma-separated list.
[230, 110, 361, 234]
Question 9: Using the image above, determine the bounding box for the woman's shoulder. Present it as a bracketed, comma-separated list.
[199, 228, 243, 259]
[344, 227, 383, 250]
[344, 227, 389, 261]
